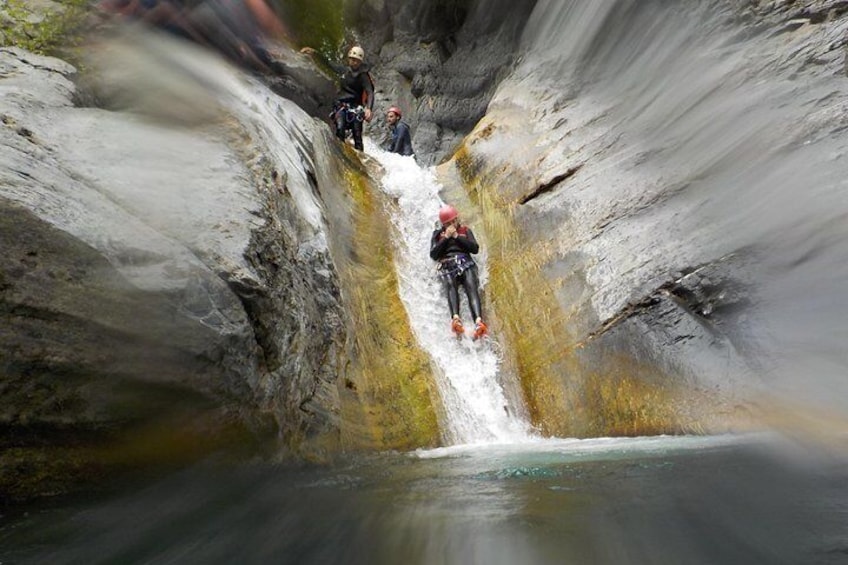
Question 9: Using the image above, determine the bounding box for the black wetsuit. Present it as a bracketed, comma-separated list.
[327, 61, 374, 151]
[430, 225, 483, 322]
[386, 120, 414, 156]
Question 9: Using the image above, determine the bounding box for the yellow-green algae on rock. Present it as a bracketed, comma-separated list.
[275, 0, 343, 60]
[3, 0, 90, 57]
[326, 150, 441, 451]
[450, 143, 703, 438]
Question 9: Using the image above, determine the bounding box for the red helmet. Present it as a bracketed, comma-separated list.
[387, 106, 402, 118]
[438, 205, 458, 225]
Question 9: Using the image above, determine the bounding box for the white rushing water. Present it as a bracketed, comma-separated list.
[366, 141, 534, 445]
[155, 52, 532, 445]
[413, 432, 757, 460]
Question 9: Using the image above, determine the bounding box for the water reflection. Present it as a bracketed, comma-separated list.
[2, 435, 845, 564]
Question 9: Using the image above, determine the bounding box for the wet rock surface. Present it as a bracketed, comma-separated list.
[431, 0, 848, 428]
[0, 45, 347, 501]
[345, 0, 539, 164]
[5, 0, 848, 501]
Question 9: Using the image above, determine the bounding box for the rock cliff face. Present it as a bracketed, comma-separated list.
[407, 0, 848, 435]
[0, 37, 439, 502]
[345, 0, 539, 164]
[5, 0, 848, 502]
[0, 43, 333, 498]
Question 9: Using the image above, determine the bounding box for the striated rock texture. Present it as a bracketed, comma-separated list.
[0, 36, 439, 503]
[344, 0, 539, 164]
[0, 43, 333, 500]
[6, 0, 848, 503]
[427, 0, 848, 437]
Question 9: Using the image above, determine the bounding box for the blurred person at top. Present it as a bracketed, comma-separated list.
[98, 0, 291, 73]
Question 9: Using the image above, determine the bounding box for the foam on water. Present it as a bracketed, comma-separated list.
[367, 141, 534, 445]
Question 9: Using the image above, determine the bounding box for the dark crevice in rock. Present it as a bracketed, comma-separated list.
[577, 254, 750, 347]
[577, 293, 664, 349]
[518, 164, 582, 205]
[0, 422, 119, 449]
[222, 272, 277, 370]
[16, 127, 36, 142]
[793, 1, 848, 24]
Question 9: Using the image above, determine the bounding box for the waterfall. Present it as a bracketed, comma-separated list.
[487, 0, 848, 413]
[224, 67, 535, 444]
[118, 37, 535, 446]
[367, 143, 534, 445]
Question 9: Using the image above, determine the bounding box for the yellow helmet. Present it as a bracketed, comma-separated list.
[347, 46, 365, 61]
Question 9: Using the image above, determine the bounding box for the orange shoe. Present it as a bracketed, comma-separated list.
[451, 317, 464, 336]
[473, 320, 488, 340]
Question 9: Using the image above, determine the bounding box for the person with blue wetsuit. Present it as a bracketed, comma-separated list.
[300, 45, 374, 151]
[384, 106, 414, 156]
[430, 205, 488, 339]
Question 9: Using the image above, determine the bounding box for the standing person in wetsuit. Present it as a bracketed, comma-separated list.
[300, 45, 374, 151]
[384, 105, 414, 156]
[430, 205, 488, 339]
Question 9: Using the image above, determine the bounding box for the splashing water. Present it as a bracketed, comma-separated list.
[130, 43, 533, 445]
[366, 141, 533, 445]
[121, 38, 536, 444]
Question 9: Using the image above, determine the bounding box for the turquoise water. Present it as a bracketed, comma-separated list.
[2, 435, 846, 564]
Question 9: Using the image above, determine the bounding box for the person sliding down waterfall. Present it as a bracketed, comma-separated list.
[430, 205, 488, 340]
[300, 44, 374, 151]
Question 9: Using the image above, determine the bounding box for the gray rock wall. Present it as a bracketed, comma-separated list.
[0, 42, 348, 500]
[6, 0, 848, 500]
[429, 0, 848, 433]
[345, 0, 539, 164]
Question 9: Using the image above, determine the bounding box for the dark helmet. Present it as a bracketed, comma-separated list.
[439, 205, 458, 225]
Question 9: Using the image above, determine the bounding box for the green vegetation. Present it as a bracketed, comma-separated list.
[336, 163, 442, 450]
[1, 0, 89, 56]
[275, 0, 344, 59]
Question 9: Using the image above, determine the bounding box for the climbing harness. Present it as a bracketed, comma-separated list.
[333, 102, 365, 124]
[437, 253, 476, 280]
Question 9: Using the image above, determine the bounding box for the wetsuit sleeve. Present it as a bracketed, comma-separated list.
[389, 126, 401, 154]
[455, 227, 479, 254]
[307, 49, 346, 75]
[362, 73, 375, 111]
[391, 123, 410, 153]
[430, 230, 450, 260]
[318, 53, 345, 75]
[399, 123, 413, 155]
